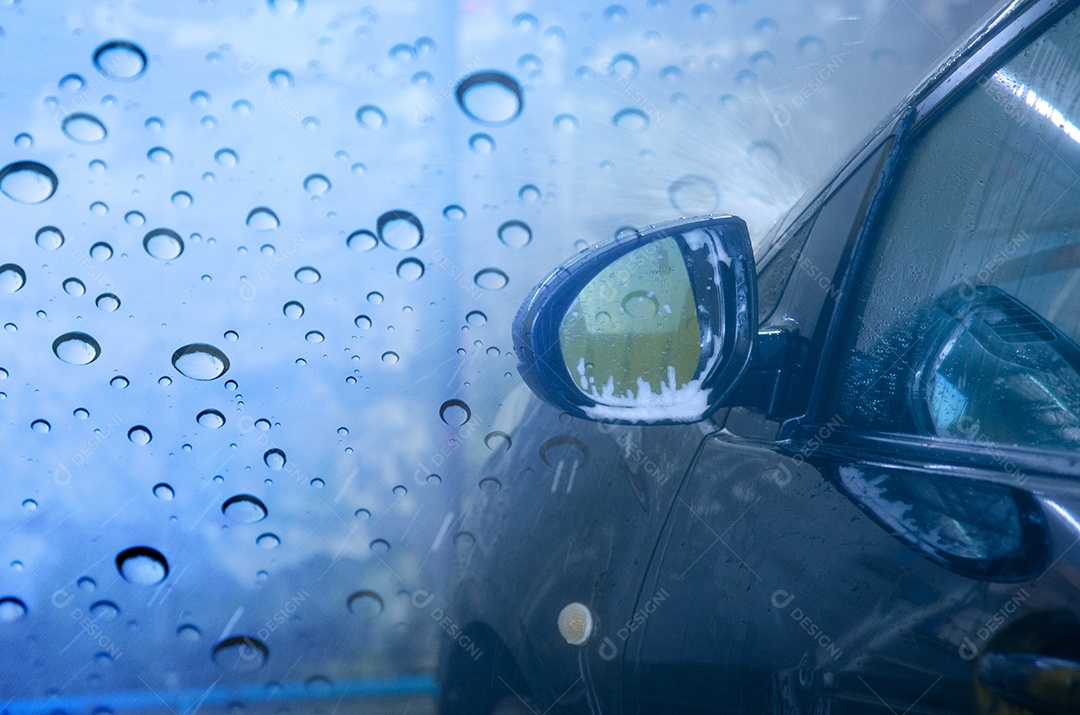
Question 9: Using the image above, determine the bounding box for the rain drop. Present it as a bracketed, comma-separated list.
[257, 533, 280, 549]
[264, 449, 286, 470]
[35, 226, 64, 250]
[212, 636, 268, 671]
[456, 71, 524, 126]
[0, 264, 26, 293]
[497, 220, 532, 248]
[376, 210, 423, 251]
[356, 105, 387, 130]
[613, 108, 649, 132]
[61, 113, 107, 143]
[116, 546, 168, 585]
[222, 494, 268, 523]
[246, 207, 280, 231]
[153, 483, 174, 500]
[347, 229, 377, 252]
[90, 242, 113, 261]
[143, 228, 184, 260]
[93, 41, 148, 80]
[395, 257, 424, 281]
[303, 173, 330, 195]
[0, 597, 27, 622]
[53, 332, 101, 365]
[0, 161, 58, 204]
[96, 293, 120, 312]
[294, 266, 321, 284]
[172, 343, 230, 380]
[62, 277, 86, 296]
[197, 409, 225, 428]
[668, 174, 720, 213]
[128, 426, 152, 445]
[283, 301, 304, 319]
[439, 399, 471, 427]
[347, 590, 383, 617]
[474, 268, 508, 290]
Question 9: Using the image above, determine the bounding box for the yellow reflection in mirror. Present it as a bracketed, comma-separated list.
[560, 237, 702, 400]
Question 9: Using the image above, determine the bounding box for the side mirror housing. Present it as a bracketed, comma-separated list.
[512, 215, 757, 424]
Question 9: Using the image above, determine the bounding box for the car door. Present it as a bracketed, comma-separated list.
[629, 2, 1080, 713]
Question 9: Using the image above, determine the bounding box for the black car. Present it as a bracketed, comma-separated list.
[438, 0, 1080, 712]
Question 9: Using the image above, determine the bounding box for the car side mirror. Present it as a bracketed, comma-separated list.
[513, 215, 757, 424]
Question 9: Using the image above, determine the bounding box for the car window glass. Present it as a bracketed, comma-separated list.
[756, 216, 814, 324]
[826, 6, 1080, 453]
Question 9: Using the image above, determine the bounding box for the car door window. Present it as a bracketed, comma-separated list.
[825, 5, 1080, 453]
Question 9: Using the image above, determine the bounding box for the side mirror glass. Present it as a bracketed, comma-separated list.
[513, 215, 757, 424]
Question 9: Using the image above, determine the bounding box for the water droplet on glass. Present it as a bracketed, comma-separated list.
[147, 147, 173, 165]
[128, 426, 152, 445]
[0, 161, 58, 204]
[171, 191, 192, 207]
[303, 173, 330, 196]
[356, 105, 387, 130]
[153, 483, 174, 500]
[376, 210, 423, 251]
[0, 597, 27, 622]
[62, 277, 86, 296]
[283, 301, 304, 319]
[256, 533, 280, 549]
[59, 73, 85, 91]
[109, 376, 128, 389]
[395, 257, 424, 281]
[469, 133, 495, 154]
[264, 449, 286, 470]
[13, 133, 32, 149]
[347, 229, 377, 252]
[389, 43, 416, 62]
[142, 228, 184, 260]
[305, 330, 324, 343]
[93, 40, 148, 80]
[484, 431, 512, 452]
[455, 71, 524, 126]
[369, 539, 390, 556]
[347, 590, 383, 617]
[197, 409, 225, 428]
[294, 266, 320, 284]
[177, 623, 201, 640]
[222, 494, 268, 523]
[35, 226, 64, 250]
[61, 113, 107, 144]
[212, 635, 268, 671]
[439, 399, 471, 427]
[497, 220, 532, 248]
[268, 68, 293, 88]
[519, 184, 540, 202]
[0, 264, 25, 293]
[668, 174, 720, 213]
[554, 113, 578, 132]
[31, 419, 50, 433]
[116, 546, 168, 585]
[443, 204, 466, 221]
[381, 351, 399, 365]
[268, 0, 304, 16]
[613, 108, 649, 131]
[246, 207, 279, 231]
[90, 241, 114, 261]
[354, 315, 371, 329]
[215, 148, 238, 167]
[474, 268, 508, 290]
[95, 293, 120, 313]
[172, 343, 230, 380]
[479, 477, 502, 493]
[90, 600, 120, 620]
[53, 332, 101, 365]
[466, 310, 487, 326]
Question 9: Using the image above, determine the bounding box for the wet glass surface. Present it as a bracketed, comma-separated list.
[0, 0, 997, 711]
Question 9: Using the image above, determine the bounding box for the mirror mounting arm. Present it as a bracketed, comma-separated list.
[722, 329, 805, 418]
